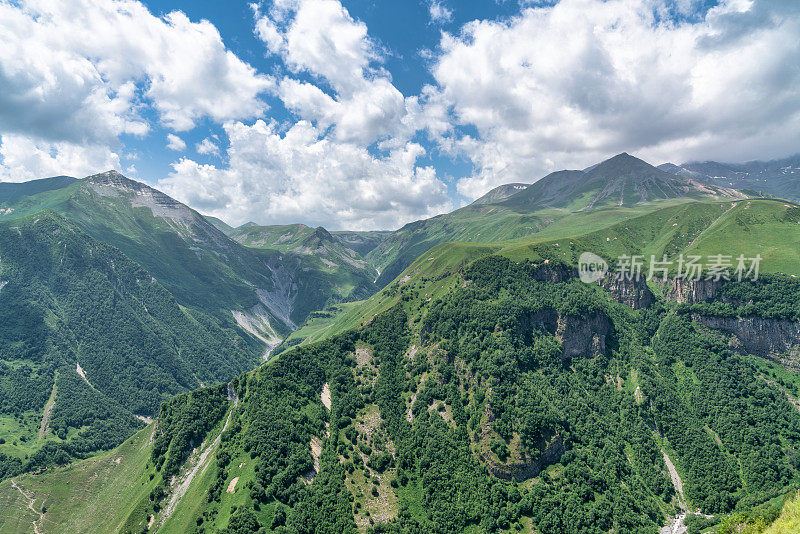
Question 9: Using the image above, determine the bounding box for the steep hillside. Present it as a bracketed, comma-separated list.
[367, 153, 749, 288]
[0, 171, 382, 335]
[0, 212, 263, 482]
[6, 249, 800, 533]
[471, 183, 529, 205]
[0, 172, 387, 484]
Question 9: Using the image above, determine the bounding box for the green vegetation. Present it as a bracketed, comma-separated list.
[2, 155, 800, 533]
[0, 172, 391, 482]
[0, 212, 262, 479]
[6, 246, 800, 532]
[367, 153, 747, 288]
[0, 176, 76, 205]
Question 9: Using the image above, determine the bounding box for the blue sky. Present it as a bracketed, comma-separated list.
[1, 0, 798, 229]
[125, 0, 527, 205]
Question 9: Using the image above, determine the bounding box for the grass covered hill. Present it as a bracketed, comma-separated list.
[0, 176, 76, 206]
[366, 153, 749, 288]
[288, 197, 800, 348]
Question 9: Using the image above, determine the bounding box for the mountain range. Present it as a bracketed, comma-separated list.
[659, 153, 800, 202]
[1, 152, 800, 533]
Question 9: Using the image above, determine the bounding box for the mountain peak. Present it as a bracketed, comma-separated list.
[503, 152, 746, 211]
[591, 152, 655, 173]
[86, 169, 128, 181]
[84, 169, 148, 192]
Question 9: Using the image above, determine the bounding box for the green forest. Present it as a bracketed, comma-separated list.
[125, 253, 800, 533]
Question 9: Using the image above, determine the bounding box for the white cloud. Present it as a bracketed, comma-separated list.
[429, 0, 800, 198]
[428, 1, 453, 24]
[0, 0, 272, 145]
[254, 0, 446, 146]
[0, 134, 120, 182]
[182, 0, 451, 229]
[255, 0, 378, 94]
[157, 120, 451, 230]
[196, 137, 220, 156]
[166, 134, 187, 151]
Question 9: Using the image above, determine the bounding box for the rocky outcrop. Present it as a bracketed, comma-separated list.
[557, 313, 609, 359]
[599, 275, 654, 309]
[529, 263, 576, 283]
[693, 314, 800, 371]
[481, 433, 565, 482]
[656, 278, 800, 368]
[663, 278, 721, 304]
[518, 309, 610, 359]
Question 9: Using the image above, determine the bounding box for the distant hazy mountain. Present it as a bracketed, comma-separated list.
[471, 182, 529, 205]
[367, 153, 748, 287]
[659, 154, 800, 201]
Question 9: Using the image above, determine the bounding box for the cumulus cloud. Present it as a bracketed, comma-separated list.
[430, 0, 800, 198]
[166, 134, 187, 151]
[196, 137, 220, 156]
[0, 0, 272, 145]
[253, 0, 445, 145]
[158, 120, 450, 229]
[428, 1, 453, 24]
[0, 134, 120, 182]
[159, 0, 451, 229]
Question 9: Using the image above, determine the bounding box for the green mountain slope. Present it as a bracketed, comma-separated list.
[0, 176, 76, 207]
[0, 172, 390, 484]
[0, 212, 264, 481]
[0, 171, 384, 334]
[6, 246, 800, 533]
[294, 198, 799, 348]
[366, 153, 748, 288]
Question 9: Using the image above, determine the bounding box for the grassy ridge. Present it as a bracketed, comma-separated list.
[289, 199, 800, 348]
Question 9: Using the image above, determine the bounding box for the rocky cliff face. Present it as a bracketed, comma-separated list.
[557, 313, 609, 359]
[663, 278, 721, 304]
[480, 433, 565, 482]
[599, 275, 654, 309]
[518, 309, 610, 359]
[659, 277, 800, 369]
[693, 314, 800, 371]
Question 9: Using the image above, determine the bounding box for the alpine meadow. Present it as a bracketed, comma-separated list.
[2, 1, 800, 533]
